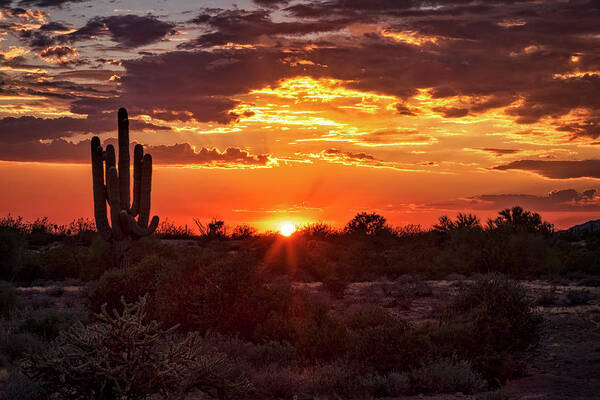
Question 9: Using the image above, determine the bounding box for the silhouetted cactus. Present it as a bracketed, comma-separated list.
[91, 108, 159, 244]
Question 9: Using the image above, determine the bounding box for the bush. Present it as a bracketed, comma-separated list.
[0, 282, 18, 317]
[0, 371, 43, 400]
[295, 304, 348, 362]
[0, 227, 25, 280]
[24, 296, 252, 399]
[566, 289, 594, 306]
[344, 212, 389, 236]
[39, 245, 83, 281]
[345, 306, 426, 372]
[410, 358, 487, 394]
[322, 277, 347, 298]
[88, 255, 162, 315]
[434, 274, 542, 384]
[17, 314, 61, 341]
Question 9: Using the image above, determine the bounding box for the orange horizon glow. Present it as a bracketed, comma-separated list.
[0, 2, 599, 232]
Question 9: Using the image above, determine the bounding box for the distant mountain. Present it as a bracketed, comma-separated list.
[566, 219, 600, 233]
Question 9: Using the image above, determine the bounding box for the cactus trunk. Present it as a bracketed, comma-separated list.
[90, 108, 160, 263]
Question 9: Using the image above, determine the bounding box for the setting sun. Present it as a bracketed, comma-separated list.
[279, 222, 296, 237]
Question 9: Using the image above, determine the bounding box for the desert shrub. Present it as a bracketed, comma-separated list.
[88, 255, 162, 315]
[299, 222, 336, 238]
[482, 232, 562, 276]
[359, 372, 410, 397]
[38, 245, 84, 281]
[24, 296, 252, 399]
[410, 358, 487, 394]
[294, 305, 349, 362]
[536, 287, 559, 306]
[488, 206, 553, 236]
[155, 218, 194, 239]
[344, 212, 390, 236]
[434, 213, 482, 233]
[231, 224, 256, 239]
[0, 331, 44, 364]
[195, 218, 228, 239]
[566, 289, 594, 306]
[17, 313, 61, 341]
[28, 217, 66, 246]
[345, 306, 427, 372]
[0, 226, 25, 280]
[81, 237, 114, 280]
[434, 274, 541, 384]
[0, 371, 43, 400]
[322, 277, 347, 298]
[0, 282, 19, 317]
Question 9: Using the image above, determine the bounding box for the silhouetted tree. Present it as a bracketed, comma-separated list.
[434, 213, 481, 233]
[344, 212, 388, 236]
[487, 206, 553, 235]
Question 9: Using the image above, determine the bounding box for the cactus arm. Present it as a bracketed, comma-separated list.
[107, 166, 125, 241]
[117, 108, 130, 211]
[137, 153, 153, 229]
[128, 214, 159, 237]
[130, 144, 143, 217]
[91, 137, 111, 241]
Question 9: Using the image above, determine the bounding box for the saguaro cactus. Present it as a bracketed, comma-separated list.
[91, 108, 159, 243]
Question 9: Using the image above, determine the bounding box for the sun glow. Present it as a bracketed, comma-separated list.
[279, 222, 296, 237]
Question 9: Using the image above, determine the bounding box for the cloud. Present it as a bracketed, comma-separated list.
[253, 0, 290, 9]
[17, 0, 88, 7]
[475, 148, 520, 156]
[71, 48, 304, 124]
[66, 14, 176, 48]
[427, 189, 600, 213]
[0, 138, 271, 168]
[0, 115, 168, 144]
[182, 9, 348, 49]
[39, 45, 78, 64]
[307, 148, 431, 171]
[493, 159, 600, 179]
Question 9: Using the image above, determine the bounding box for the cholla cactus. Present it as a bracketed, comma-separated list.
[24, 296, 253, 399]
[91, 108, 159, 243]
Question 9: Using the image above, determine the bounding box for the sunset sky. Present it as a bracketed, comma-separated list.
[1, 0, 600, 231]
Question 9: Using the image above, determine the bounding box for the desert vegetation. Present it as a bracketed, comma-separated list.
[1, 206, 599, 399]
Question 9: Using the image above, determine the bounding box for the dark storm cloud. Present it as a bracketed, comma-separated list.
[72, 48, 306, 123]
[253, 0, 290, 9]
[0, 138, 270, 166]
[477, 148, 520, 156]
[494, 160, 600, 179]
[39, 21, 71, 31]
[0, 115, 168, 144]
[19, 30, 56, 48]
[65, 15, 176, 48]
[278, 0, 600, 131]
[4, 0, 600, 141]
[182, 9, 348, 48]
[428, 188, 600, 212]
[557, 118, 600, 138]
[17, 0, 87, 7]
